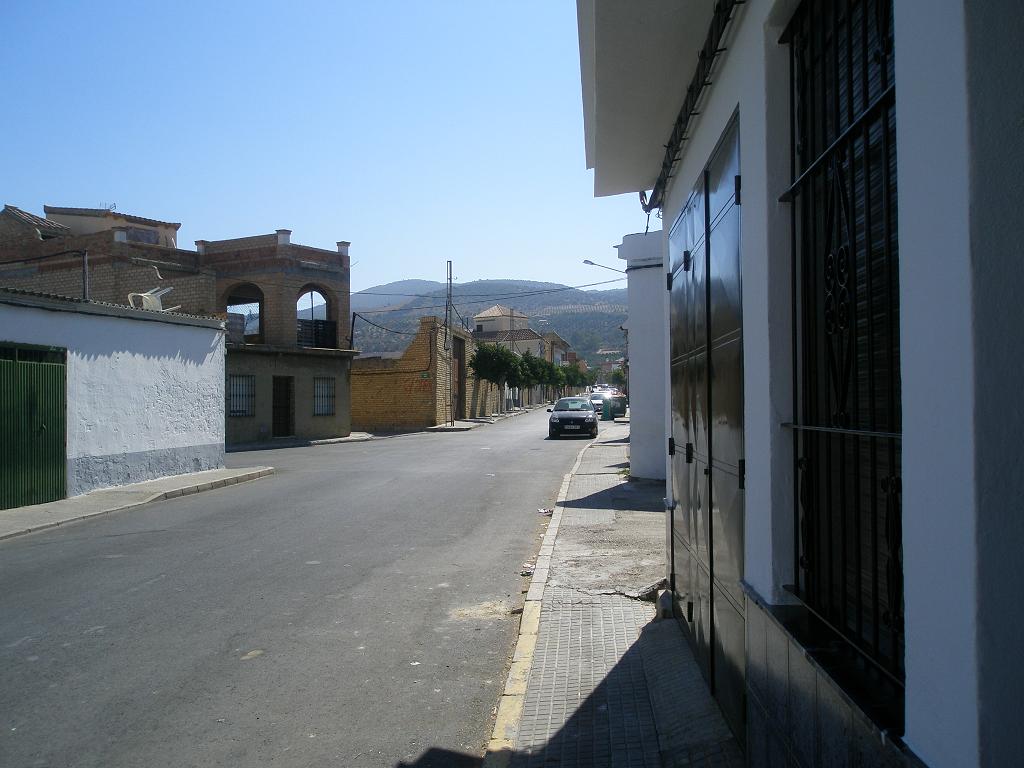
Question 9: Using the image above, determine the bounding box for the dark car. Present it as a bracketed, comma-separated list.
[548, 397, 598, 438]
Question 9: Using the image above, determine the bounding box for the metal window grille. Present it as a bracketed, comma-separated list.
[785, 0, 903, 686]
[313, 377, 335, 416]
[227, 374, 255, 417]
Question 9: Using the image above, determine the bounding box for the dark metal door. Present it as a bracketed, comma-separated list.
[669, 118, 744, 740]
[0, 344, 67, 510]
[272, 376, 294, 437]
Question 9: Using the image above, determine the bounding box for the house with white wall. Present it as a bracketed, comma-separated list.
[0, 288, 225, 508]
[472, 304, 548, 406]
[579, 1, 1024, 766]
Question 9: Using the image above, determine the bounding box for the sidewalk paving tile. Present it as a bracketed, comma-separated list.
[498, 417, 743, 768]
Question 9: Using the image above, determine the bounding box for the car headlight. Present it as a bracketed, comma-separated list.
[549, 415, 559, 422]
[585, 414, 595, 421]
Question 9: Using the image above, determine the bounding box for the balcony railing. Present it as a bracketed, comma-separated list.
[297, 318, 337, 349]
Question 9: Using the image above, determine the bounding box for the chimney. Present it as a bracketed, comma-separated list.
[194, 240, 207, 255]
[276, 229, 291, 245]
[112, 226, 128, 242]
[337, 241, 350, 257]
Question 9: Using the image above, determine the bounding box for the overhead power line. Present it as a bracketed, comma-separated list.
[353, 312, 419, 336]
[353, 277, 626, 301]
[352, 277, 627, 314]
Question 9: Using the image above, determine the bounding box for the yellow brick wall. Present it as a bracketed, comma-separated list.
[352, 317, 500, 432]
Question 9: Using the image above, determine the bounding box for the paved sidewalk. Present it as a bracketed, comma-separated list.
[486, 420, 742, 768]
[0, 465, 273, 541]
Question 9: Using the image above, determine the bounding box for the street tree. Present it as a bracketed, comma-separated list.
[469, 343, 520, 412]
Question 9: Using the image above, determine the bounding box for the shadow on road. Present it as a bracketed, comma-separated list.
[395, 748, 483, 767]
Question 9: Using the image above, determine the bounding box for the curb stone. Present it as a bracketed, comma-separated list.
[0, 467, 274, 542]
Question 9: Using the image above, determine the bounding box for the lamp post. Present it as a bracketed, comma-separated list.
[582, 259, 626, 274]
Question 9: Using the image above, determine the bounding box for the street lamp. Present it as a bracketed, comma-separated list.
[582, 259, 625, 274]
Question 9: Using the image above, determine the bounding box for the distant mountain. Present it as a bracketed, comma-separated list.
[351, 279, 444, 312]
[350, 279, 628, 366]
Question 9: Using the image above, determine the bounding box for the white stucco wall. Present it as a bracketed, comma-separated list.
[895, 2, 978, 765]
[617, 231, 666, 480]
[0, 302, 225, 496]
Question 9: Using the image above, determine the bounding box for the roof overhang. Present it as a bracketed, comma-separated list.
[578, 0, 714, 197]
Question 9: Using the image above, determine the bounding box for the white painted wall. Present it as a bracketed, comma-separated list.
[0, 302, 225, 495]
[895, 3, 978, 765]
[617, 231, 665, 480]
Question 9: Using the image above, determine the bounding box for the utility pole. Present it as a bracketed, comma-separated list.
[446, 260, 453, 426]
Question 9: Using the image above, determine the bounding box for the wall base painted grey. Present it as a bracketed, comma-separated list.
[744, 593, 926, 768]
[67, 443, 225, 496]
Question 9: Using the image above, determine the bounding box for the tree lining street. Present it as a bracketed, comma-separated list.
[0, 409, 583, 768]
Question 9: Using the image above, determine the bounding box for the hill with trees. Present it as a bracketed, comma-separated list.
[350, 279, 628, 367]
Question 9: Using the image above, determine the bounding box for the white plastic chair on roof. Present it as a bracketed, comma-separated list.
[128, 286, 181, 313]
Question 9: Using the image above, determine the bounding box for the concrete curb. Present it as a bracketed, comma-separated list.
[226, 435, 373, 452]
[482, 438, 593, 765]
[0, 468, 274, 542]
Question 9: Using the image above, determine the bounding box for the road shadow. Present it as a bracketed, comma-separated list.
[395, 748, 483, 767]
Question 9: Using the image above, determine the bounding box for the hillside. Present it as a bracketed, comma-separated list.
[351, 279, 628, 366]
[350, 279, 444, 312]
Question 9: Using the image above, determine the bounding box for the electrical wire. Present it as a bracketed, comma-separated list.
[352, 277, 625, 301]
[353, 312, 419, 336]
[352, 278, 627, 314]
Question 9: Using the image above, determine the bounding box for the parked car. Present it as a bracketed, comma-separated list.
[548, 397, 599, 438]
[589, 391, 628, 418]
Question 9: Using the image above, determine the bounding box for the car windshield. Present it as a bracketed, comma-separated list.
[554, 398, 592, 411]
[590, 393, 607, 400]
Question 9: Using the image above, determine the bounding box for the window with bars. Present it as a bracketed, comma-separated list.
[313, 377, 335, 416]
[226, 374, 255, 417]
[785, 0, 903, 689]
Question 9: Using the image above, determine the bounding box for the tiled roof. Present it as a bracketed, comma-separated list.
[473, 328, 544, 343]
[474, 304, 527, 320]
[2, 205, 70, 236]
[43, 205, 181, 230]
[543, 330, 571, 348]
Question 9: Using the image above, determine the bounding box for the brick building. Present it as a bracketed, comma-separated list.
[351, 316, 500, 432]
[0, 205, 356, 447]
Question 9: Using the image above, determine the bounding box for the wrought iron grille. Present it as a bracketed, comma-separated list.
[226, 374, 255, 417]
[313, 376, 335, 416]
[785, 0, 903, 684]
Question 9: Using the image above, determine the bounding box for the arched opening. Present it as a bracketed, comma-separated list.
[296, 287, 336, 348]
[225, 283, 265, 344]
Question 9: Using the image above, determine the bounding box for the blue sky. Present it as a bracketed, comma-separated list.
[2, 1, 649, 292]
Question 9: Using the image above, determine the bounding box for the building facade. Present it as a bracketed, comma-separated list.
[0, 207, 356, 447]
[0, 288, 224, 507]
[579, 1, 1024, 766]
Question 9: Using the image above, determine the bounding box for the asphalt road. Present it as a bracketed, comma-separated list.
[0, 408, 590, 768]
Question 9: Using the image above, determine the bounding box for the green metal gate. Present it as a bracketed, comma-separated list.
[0, 343, 67, 510]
